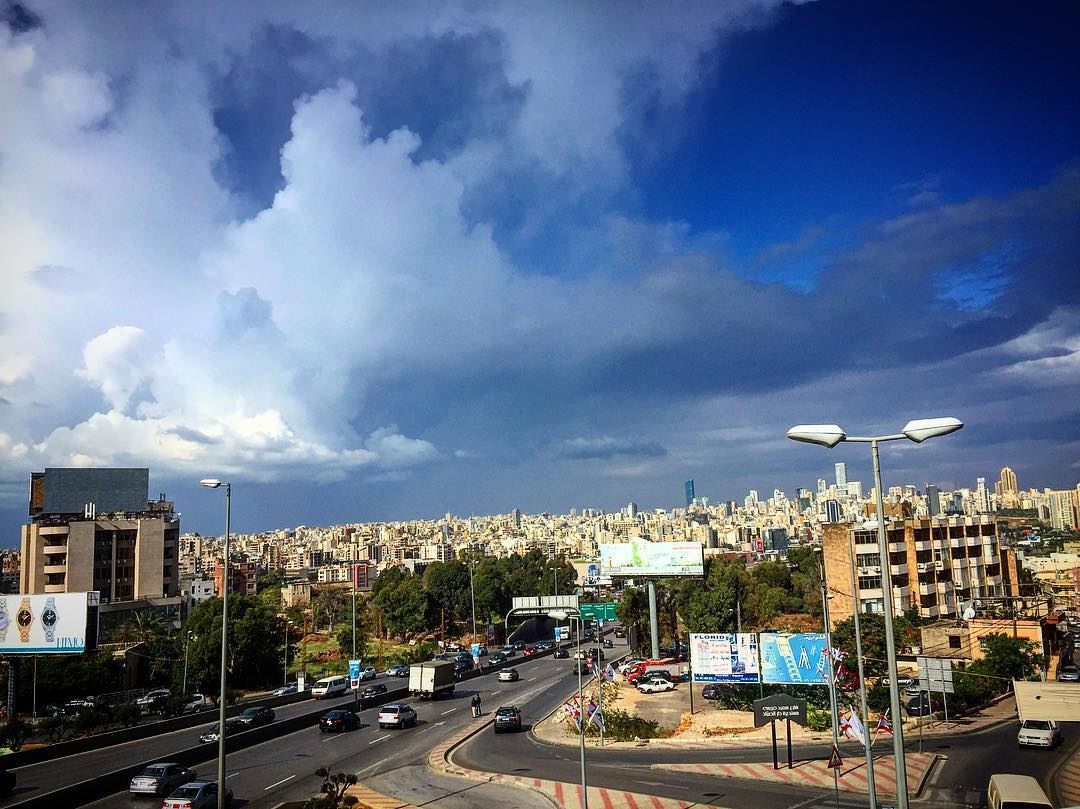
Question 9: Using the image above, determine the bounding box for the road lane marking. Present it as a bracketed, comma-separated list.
[321, 733, 343, 742]
[528, 677, 537, 681]
[440, 708, 457, 715]
[416, 726, 432, 734]
[368, 734, 390, 744]
[264, 775, 296, 790]
[490, 690, 501, 695]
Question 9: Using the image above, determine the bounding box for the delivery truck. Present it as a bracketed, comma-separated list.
[409, 660, 456, 699]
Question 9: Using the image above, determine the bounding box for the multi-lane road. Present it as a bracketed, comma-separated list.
[8, 631, 1075, 809]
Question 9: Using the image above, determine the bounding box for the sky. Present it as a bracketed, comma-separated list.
[1, 0, 1079, 541]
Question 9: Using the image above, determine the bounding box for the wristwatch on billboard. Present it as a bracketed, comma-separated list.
[0, 599, 9, 643]
[17, 596, 34, 643]
[42, 596, 58, 643]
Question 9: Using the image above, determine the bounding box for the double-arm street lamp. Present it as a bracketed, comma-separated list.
[199, 478, 232, 809]
[787, 417, 962, 809]
[549, 609, 587, 809]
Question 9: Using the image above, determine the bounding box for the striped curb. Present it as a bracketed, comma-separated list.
[343, 782, 421, 809]
[1054, 748, 1080, 806]
[653, 752, 938, 797]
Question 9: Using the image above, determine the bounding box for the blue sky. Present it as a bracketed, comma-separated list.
[1, 1, 1078, 542]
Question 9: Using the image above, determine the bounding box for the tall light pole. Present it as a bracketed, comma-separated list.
[787, 417, 963, 809]
[283, 621, 291, 686]
[549, 609, 587, 809]
[468, 550, 477, 641]
[200, 478, 231, 809]
[846, 530, 878, 809]
[182, 631, 195, 695]
[815, 547, 841, 809]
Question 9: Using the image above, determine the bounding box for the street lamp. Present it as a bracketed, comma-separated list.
[283, 621, 292, 686]
[199, 478, 231, 809]
[182, 631, 196, 696]
[549, 609, 587, 809]
[787, 417, 962, 809]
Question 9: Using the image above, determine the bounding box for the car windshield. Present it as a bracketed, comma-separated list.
[141, 765, 168, 776]
[242, 708, 260, 716]
[1025, 720, 1051, 730]
[496, 708, 516, 716]
[383, 706, 400, 714]
[172, 786, 201, 798]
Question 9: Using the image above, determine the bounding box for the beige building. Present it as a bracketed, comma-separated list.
[823, 515, 1021, 628]
[19, 468, 180, 604]
[919, 617, 1044, 661]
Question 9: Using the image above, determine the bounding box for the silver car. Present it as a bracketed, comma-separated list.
[129, 763, 196, 797]
[378, 703, 417, 729]
[1058, 664, 1080, 682]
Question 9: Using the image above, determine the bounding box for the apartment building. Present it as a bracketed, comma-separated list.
[823, 515, 1021, 627]
[212, 557, 258, 597]
[20, 468, 179, 603]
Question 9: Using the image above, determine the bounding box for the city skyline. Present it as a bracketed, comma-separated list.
[2, 1, 1078, 540]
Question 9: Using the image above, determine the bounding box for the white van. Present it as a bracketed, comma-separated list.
[311, 675, 348, 699]
[986, 774, 1053, 809]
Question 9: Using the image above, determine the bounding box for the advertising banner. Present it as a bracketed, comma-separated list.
[689, 633, 760, 683]
[759, 633, 829, 684]
[0, 592, 91, 654]
[600, 538, 704, 577]
[348, 659, 361, 689]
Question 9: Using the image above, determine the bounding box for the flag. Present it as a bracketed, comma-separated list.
[563, 700, 581, 730]
[876, 712, 893, 735]
[840, 708, 866, 747]
[592, 660, 601, 679]
[605, 663, 616, 682]
[586, 699, 605, 732]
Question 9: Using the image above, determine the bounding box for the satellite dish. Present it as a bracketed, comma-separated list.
[963, 606, 976, 621]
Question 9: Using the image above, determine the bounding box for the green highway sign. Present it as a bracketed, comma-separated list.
[580, 602, 617, 621]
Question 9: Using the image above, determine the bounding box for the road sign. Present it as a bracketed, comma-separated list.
[917, 656, 955, 694]
[827, 746, 843, 769]
[580, 602, 617, 621]
[753, 693, 808, 727]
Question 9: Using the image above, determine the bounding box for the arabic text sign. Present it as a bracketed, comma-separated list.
[690, 632, 760, 683]
[600, 538, 704, 577]
[753, 693, 808, 727]
[759, 633, 829, 685]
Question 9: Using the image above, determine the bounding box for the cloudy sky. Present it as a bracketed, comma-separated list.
[2, 0, 1078, 540]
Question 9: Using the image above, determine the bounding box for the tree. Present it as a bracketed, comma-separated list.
[423, 561, 472, 629]
[829, 612, 914, 678]
[306, 767, 358, 808]
[979, 633, 1040, 681]
[335, 594, 370, 660]
[182, 594, 284, 691]
[371, 569, 430, 640]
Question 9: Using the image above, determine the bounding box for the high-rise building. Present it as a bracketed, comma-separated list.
[824, 500, 842, 524]
[817, 479, 827, 497]
[20, 468, 179, 604]
[684, 480, 695, 509]
[926, 484, 941, 517]
[976, 478, 991, 513]
[835, 463, 848, 490]
[626, 501, 638, 519]
[1000, 467, 1018, 493]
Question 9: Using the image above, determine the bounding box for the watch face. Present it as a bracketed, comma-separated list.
[43, 609, 57, 627]
[0, 614, 8, 630]
[17, 609, 32, 627]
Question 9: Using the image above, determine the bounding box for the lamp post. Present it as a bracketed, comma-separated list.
[815, 547, 841, 809]
[283, 621, 291, 686]
[846, 530, 878, 809]
[182, 631, 195, 696]
[549, 609, 587, 809]
[787, 417, 963, 809]
[469, 550, 478, 641]
[200, 478, 232, 809]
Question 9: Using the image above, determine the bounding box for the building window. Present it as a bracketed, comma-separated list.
[858, 575, 882, 591]
[857, 553, 882, 567]
[949, 636, 962, 649]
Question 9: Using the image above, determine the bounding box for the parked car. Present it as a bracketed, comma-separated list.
[1018, 719, 1061, 748]
[319, 709, 361, 733]
[378, 703, 417, 729]
[386, 664, 410, 677]
[905, 694, 940, 717]
[498, 668, 520, 682]
[237, 706, 275, 727]
[493, 706, 523, 733]
[136, 689, 171, 714]
[198, 717, 244, 744]
[638, 670, 675, 685]
[701, 684, 722, 700]
[1058, 664, 1080, 682]
[553, 648, 569, 660]
[358, 666, 378, 681]
[638, 678, 676, 694]
[360, 683, 388, 701]
[489, 652, 508, 665]
[128, 762, 196, 797]
[618, 658, 646, 674]
[62, 696, 97, 714]
[904, 679, 923, 697]
[162, 780, 232, 809]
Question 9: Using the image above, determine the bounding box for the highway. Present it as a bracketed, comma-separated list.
[48, 648, 590, 808]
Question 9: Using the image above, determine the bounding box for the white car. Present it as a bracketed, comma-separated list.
[358, 666, 378, 681]
[1018, 719, 1060, 748]
[498, 668, 520, 682]
[619, 658, 645, 674]
[637, 678, 676, 694]
[378, 703, 417, 729]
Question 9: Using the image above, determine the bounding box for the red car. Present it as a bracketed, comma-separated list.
[523, 645, 537, 657]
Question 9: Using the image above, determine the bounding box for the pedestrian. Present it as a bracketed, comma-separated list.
[471, 694, 479, 717]
[475, 693, 482, 717]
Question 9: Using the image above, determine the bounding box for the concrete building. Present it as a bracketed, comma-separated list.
[212, 558, 257, 597]
[919, 617, 1044, 662]
[20, 468, 179, 603]
[823, 515, 1020, 627]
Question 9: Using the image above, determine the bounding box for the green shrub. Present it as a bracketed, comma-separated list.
[806, 706, 832, 732]
[581, 709, 660, 741]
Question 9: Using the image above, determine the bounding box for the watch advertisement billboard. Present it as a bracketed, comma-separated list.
[690, 633, 760, 683]
[759, 633, 829, 685]
[600, 538, 704, 577]
[0, 592, 92, 654]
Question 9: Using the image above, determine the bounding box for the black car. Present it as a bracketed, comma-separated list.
[319, 709, 360, 733]
[905, 694, 939, 717]
[489, 652, 508, 664]
[701, 684, 722, 700]
[572, 661, 591, 675]
[613, 628, 626, 638]
[513, 641, 526, 651]
[553, 648, 569, 659]
[237, 706, 275, 727]
[493, 706, 523, 733]
[386, 664, 410, 677]
[360, 683, 388, 699]
[603, 639, 614, 648]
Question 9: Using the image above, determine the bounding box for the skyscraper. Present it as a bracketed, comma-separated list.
[684, 480, 695, 509]
[835, 462, 848, 490]
[926, 484, 941, 517]
[999, 466, 1018, 493]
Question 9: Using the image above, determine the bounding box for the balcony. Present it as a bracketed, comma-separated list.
[43, 564, 67, 575]
[889, 541, 907, 553]
[38, 526, 69, 536]
[890, 563, 908, 576]
[919, 582, 935, 596]
[44, 584, 66, 593]
[967, 536, 981, 547]
[914, 540, 932, 552]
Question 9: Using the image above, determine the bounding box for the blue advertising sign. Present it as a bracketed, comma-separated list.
[471, 643, 481, 658]
[348, 658, 361, 688]
[759, 633, 828, 685]
[689, 633, 759, 683]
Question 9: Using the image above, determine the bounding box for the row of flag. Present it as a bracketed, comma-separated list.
[563, 695, 605, 732]
[839, 706, 893, 748]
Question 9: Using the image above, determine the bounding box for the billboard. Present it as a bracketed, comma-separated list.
[690, 633, 759, 683]
[0, 592, 92, 654]
[759, 633, 829, 685]
[38, 467, 149, 515]
[600, 538, 704, 577]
